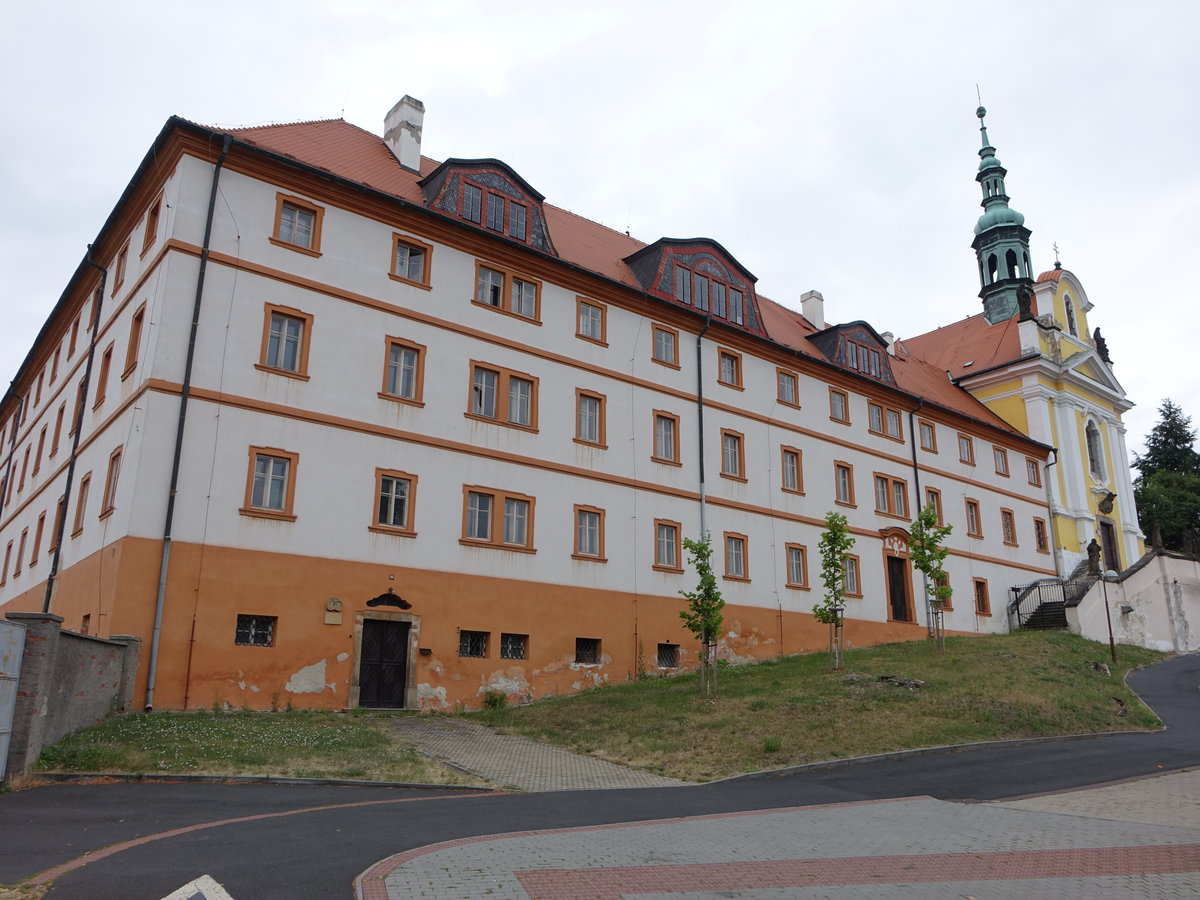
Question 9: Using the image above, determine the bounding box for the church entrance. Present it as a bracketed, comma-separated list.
[1099, 521, 1120, 573]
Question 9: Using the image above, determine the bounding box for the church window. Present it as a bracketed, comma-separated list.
[987, 254, 999, 284]
[1005, 249, 1019, 279]
[1085, 420, 1105, 480]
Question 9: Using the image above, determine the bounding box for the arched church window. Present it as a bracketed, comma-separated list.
[1064, 295, 1078, 336]
[1022, 252, 1031, 278]
[1085, 420, 1105, 480]
[988, 254, 998, 284]
[1006, 250, 1019, 279]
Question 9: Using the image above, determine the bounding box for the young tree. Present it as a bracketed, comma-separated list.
[814, 511, 855, 668]
[679, 533, 725, 698]
[909, 502, 954, 649]
[1135, 399, 1200, 551]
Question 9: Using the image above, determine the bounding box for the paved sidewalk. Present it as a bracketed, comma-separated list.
[993, 766, 1200, 829]
[357, 776, 1200, 899]
[385, 716, 688, 791]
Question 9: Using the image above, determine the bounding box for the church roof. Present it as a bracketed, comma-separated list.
[1035, 266, 1064, 283]
[901, 311, 1025, 379]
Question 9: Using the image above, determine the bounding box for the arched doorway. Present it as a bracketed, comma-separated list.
[880, 528, 915, 623]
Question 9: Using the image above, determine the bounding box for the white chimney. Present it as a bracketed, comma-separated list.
[800, 290, 825, 330]
[384, 95, 425, 172]
[881, 331, 895, 355]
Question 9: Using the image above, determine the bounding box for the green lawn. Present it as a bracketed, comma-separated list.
[472, 632, 1167, 781]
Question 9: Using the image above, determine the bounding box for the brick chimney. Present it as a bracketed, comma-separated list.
[384, 95, 424, 173]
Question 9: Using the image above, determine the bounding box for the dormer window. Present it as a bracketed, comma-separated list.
[846, 340, 881, 378]
[420, 159, 556, 255]
[463, 184, 483, 223]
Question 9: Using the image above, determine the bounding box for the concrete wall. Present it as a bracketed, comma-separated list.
[4, 611, 140, 779]
[1067, 550, 1200, 653]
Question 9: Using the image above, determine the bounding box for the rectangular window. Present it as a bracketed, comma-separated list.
[459, 630, 488, 657]
[1001, 508, 1017, 545]
[33, 426, 46, 475]
[1034, 517, 1049, 553]
[69, 316, 80, 356]
[461, 487, 535, 550]
[717, 349, 743, 388]
[49, 495, 65, 553]
[500, 632, 527, 660]
[100, 446, 122, 517]
[486, 192, 505, 231]
[501, 633, 530, 662]
[873, 473, 908, 518]
[673, 263, 692, 305]
[781, 446, 803, 494]
[473, 262, 540, 321]
[785, 543, 808, 589]
[693, 274, 708, 311]
[575, 637, 601, 665]
[18, 447, 29, 493]
[843, 555, 862, 597]
[1026, 457, 1042, 487]
[777, 369, 799, 407]
[30, 511, 45, 567]
[868, 403, 903, 439]
[657, 642, 680, 668]
[573, 505, 605, 560]
[653, 411, 680, 464]
[829, 388, 849, 424]
[468, 363, 539, 430]
[463, 184, 482, 223]
[720, 429, 745, 480]
[576, 299, 607, 345]
[711, 281, 726, 318]
[652, 325, 679, 367]
[575, 390, 606, 447]
[258, 305, 313, 378]
[730, 289, 744, 325]
[373, 469, 416, 535]
[973, 579, 992, 616]
[70, 378, 85, 436]
[919, 420, 937, 452]
[242, 448, 299, 521]
[724, 532, 748, 580]
[925, 487, 943, 525]
[965, 498, 982, 537]
[93, 344, 113, 408]
[958, 433, 975, 465]
[994, 447, 1010, 476]
[72, 473, 91, 537]
[272, 194, 323, 254]
[35, 371, 43, 407]
[382, 338, 425, 404]
[391, 235, 431, 286]
[509, 203, 527, 240]
[1, 542, 10, 586]
[142, 196, 161, 254]
[113, 243, 129, 293]
[123, 303, 146, 378]
[14, 529, 27, 577]
[834, 462, 855, 506]
[654, 519, 682, 571]
[51, 345, 60, 384]
[235, 615, 276, 647]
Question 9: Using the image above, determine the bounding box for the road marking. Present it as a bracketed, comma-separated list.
[160, 873, 236, 900]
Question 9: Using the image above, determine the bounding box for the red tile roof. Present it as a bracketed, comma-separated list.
[901, 312, 1025, 379]
[212, 117, 1030, 441]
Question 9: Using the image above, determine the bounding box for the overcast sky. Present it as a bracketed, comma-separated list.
[2, 0, 1195, 458]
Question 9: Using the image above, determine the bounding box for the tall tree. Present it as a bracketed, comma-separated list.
[1134, 399, 1200, 551]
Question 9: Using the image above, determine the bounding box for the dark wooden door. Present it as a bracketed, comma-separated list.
[1099, 521, 1120, 573]
[887, 556, 911, 622]
[359, 619, 410, 708]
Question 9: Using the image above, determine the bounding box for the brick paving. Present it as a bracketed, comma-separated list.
[993, 766, 1200, 830]
[385, 715, 688, 791]
[356, 785, 1200, 899]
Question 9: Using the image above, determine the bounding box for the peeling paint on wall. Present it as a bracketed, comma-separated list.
[417, 683, 448, 711]
[336, 652, 349, 662]
[480, 666, 530, 697]
[285, 659, 328, 694]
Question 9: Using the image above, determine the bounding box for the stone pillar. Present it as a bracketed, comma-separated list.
[4, 612, 63, 778]
[108, 635, 142, 713]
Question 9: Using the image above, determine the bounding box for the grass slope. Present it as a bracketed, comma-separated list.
[473, 632, 1167, 782]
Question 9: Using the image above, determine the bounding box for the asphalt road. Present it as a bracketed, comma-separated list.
[1, 653, 1196, 899]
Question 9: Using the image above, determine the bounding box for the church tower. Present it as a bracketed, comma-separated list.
[972, 107, 1034, 324]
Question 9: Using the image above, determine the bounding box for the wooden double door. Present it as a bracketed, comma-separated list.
[358, 619, 410, 708]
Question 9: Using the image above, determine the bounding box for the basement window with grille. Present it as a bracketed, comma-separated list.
[459, 630, 488, 658]
[235, 614, 277, 647]
[575, 637, 600, 665]
[500, 633, 527, 660]
[657, 643, 680, 668]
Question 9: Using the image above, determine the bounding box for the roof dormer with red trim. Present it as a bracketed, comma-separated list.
[808, 321, 896, 385]
[417, 158, 557, 256]
[623, 238, 766, 337]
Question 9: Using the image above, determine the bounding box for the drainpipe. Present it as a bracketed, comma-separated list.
[43, 253, 107, 614]
[0, 392, 25, 521]
[1043, 448, 1060, 575]
[695, 314, 712, 538]
[145, 135, 231, 710]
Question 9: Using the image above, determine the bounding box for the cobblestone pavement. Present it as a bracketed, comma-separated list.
[385, 715, 689, 791]
[992, 766, 1200, 829]
[357, 780, 1200, 899]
